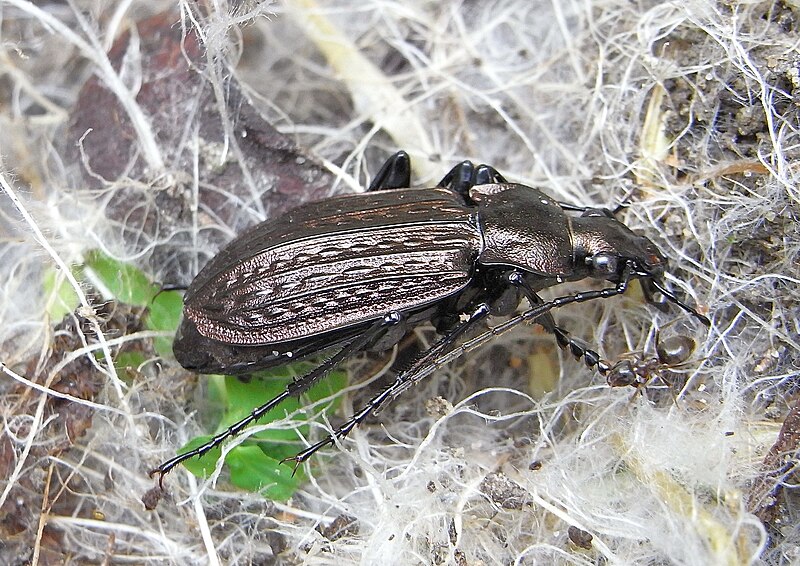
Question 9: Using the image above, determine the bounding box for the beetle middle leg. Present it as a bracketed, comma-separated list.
[283, 302, 493, 470]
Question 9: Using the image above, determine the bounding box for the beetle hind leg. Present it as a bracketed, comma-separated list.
[150, 314, 405, 486]
[438, 161, 507, 197]
[473, 164, 507, 185]
[437, 160, 476, 195]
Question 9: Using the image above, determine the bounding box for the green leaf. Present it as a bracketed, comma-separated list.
[147, 288, 183, 332]
[221, 374, 303, 428]
[42, 268, 80, 321]
[81, 250, 183, 355]
[307, 369, 348, 405]
[175, 437, 307, 502]
[145, 289, 183, 356]
[74, 252, 352, 500]
[173, 366, 350, 499]
[226, 445, 304, 501]
[113, 350, 147, 375]
[84, 250, 158, 306]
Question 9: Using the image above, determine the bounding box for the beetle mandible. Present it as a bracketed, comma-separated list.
[151, 151, 709, 483]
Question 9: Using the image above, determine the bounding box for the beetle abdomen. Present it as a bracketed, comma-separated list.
[184, 188, 481, 345]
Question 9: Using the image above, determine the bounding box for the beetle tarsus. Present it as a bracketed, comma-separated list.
[647, 278, 710, 326]
[507, 270, 614, 375]
[281, 274, 641, 463]
[280, 453, 307, 477]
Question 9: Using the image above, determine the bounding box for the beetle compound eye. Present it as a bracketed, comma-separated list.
[590, 252, 619, 275]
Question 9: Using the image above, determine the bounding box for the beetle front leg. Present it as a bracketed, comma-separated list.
[150, 314, 405, 486]
[367, 151, 412, 191]
[506, 271, 612, 375]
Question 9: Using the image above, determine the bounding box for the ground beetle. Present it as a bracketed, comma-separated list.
[152, 151, 709, 482]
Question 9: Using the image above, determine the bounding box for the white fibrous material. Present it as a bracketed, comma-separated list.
[0, 1, 797, 564]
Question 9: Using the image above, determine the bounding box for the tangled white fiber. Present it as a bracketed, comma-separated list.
[1, 1, 798, 564]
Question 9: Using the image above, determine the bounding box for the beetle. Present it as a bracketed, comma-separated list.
[151, 151, 709, 483]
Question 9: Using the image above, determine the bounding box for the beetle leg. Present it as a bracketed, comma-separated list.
[640, 277, 671, 313]
[437, 160, 476, 196]
[367, 151, 412, 191]
[473, 164, 508, 185]
[556, 203, 620, 217]
[438, 161, 508, 196]
[283, 303, 493, 471]
[518, 262, 638, 373]
[644, 277, 710, 325]
[284, 267, 648, 470]
[150, 314, 404, 487]
[506, 271, 613, 374]
[538, 265, 643, 375]
[377, 272, 645, 392]
[375, 264, 647, 398]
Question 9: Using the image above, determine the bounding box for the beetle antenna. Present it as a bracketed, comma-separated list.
[648, 278, 710, 326]
[610, 201, 628, 215]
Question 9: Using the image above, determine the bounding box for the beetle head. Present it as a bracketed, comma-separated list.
[573, 210, 667, 282]
[572, 210, 709, 325]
